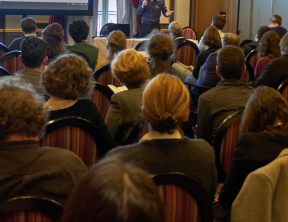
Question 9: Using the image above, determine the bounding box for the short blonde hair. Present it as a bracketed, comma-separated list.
[42, 54, 92, 100]
[112, 49, 150, 88]
[143, 74, 189, 134]
[107, 31, 126, 60]
[168, 21, 182, 36]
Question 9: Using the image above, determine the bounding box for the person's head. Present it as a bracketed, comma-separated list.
[19, 36, 48, 69]
[147, 33, 174, 74]
[43, 23, 66, 59]
[221, 33, 240, 47]
[216, 45, 245, 80]
[0, 78, 46, 143]
[106, 30, 126, 61]
[142, 74, 189, 134]
[62, 157, 165, 222]
[42, 54, 92, 100]
[258, 31, 281, 59]
[168, 21, 182, 37]
[202, 26, 222, 47]
[257, 26, 270, 42]
[68, 20, 89, 43]
[212, 15, 226, 30]
[21, 17, 37, 34]
[280, 33, 288, 55]
[239, 86, 288, 138]
[269, 14, 282, 27]
[111, 49, 151, 89]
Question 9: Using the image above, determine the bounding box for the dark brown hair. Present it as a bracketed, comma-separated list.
[212, 15, 226, 30]
[43, 23, 66, 60]
[203, 26, 222, 47]
[270, 14, 282, 26]
[42, 54, 92, 100]
[257, 31, 281, 59]
[239, 86, 288, 137]
[62, 157, 165, 222]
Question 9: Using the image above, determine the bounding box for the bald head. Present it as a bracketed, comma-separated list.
[222, 33, 240, 47]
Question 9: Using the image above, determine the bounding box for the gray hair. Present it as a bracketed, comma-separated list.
[280, 33, 288, 54]
[221, 33, 240, 47]
[168, 21, 182, 36]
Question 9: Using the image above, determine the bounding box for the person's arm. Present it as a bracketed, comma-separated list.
[137, 0, 145, 15]
[197, 94, 212, 144]
[193, 52, 205, 79]
[249, 62, 276, 88]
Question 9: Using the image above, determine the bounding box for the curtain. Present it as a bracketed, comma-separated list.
[130, 0, 142, 31]
[48, 16, 67, 43]
[117, 0, 137, 35]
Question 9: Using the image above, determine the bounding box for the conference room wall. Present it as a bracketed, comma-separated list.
[174, 0, 190, 28]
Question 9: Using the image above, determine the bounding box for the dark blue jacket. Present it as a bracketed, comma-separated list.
[270, 26, 287, 38]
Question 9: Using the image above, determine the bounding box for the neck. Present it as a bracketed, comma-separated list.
[24, 66, 43, 72]
[270, 23, 280, 28]
[4, 134, 39, 143]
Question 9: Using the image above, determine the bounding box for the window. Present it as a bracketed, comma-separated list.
[97, 0, 117, 35]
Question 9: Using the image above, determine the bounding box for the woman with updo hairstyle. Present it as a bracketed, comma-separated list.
[42, 54, 116, 155]
[43, 22, 66, 63]
[62, 157, 165, 222]
[108, 74, 217, 200]
[96, 30, 126, 69]
[254, 31, 281, 80]
[216, 86, 288, 217]
[105, 48, 151, 144]
[147, 33, 183, 80]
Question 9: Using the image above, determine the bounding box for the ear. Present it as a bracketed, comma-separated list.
[211, 21, 214, 26]
[19, 55, 23, 64]
[216, 65, 221, 76]
[141, 106, 145, 119]
[42, 56, 48, 66]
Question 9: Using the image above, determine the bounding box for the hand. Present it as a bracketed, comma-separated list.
[188, 66, 194, 71]
[165, 11, 174, 16]
[142, 0, 147, 8]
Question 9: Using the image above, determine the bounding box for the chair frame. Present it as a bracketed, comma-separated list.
[0, 43, 9, 53]
[99, 23, 114, 37]
[277, 78, 288, 93]
[92, 63, 111, 81]
[133, 40, 148, 51]
[245, 49, 257, 63]
[182, 26, 198, 40]
[0, 196, 63, 220]
[245, 61, 255, 82]
[0, 51, 21, 65]
[122, 118, 148, 145]
[94, 82, 114, 101]
[240, 39, 253, 49]
[152, 172, 214, 222]
[176, 40, 200, 53]
[0, 66, 11, 76]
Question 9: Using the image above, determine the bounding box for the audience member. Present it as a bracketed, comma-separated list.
[197, 45, 254, 145]
[0, 78, 87, 204]
[62, 157, 165, 222]
[198, 15, 226, 52]
[147, 33, 183, 80]
[17, 36, 49, 100]
[269, 14, 287, 38]
[66, 20, 99, 71]
[42, 54, 116, 156]
[105, 49, 151, 145]
[43, 22, 66, 64]
[250, 33, 288, 89]
[8, 17, 37, 51]
[254, 31, 281, 80]
[108, 74, 217, 200]
[243, 26, 270, 57]
[215, 86, 288, 222]
[96, 30, 126, 69]
[168, 21, 186, 48]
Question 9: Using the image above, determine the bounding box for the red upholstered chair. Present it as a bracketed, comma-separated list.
[152, 173, 214, 222]
[0, 196, 63, 222]
[241, 61, 254, 82]
[122, 118, 149, 145]
[213, 109, 244, 182]
[91, 82, 114, 119]
[245, 49, 258, 70]
[134, 40, 149, 51]
[277, 78, 288, 101]
[182, 27, 197, 40]
[92, 63, 121, 87]
[40, 116, 103, 167]
[174, 41, 200, 67]
[0, 51, 23, 75]
[99, 23, 113, 37]
[240, 39, 253, 50]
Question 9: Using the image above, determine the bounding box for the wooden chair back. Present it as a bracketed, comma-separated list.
[92, 63, 121, 87]
[277, 78, 288, 101]
[0, 196, 63, 222]
[241, 61, 254, 82]
[40, 116, 102, 167]
[134, 40, 148, 51]
[99, 23, 113, 37]
[213, 109, 244, 182]
[122, 118, 149, 145]
[182, 27, 197, 40]
[153, 173, 213, 222]
[0, 51, 23, 75]
[245, 49, 258, 70]
[175, 41, 200, 66]
[91, 82, 114, 119]
[240, 39, 253, 50]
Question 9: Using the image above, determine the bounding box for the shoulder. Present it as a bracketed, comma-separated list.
[75, 99, 97, 109]
[199, 86, 217, 101]
[107, 143, 143, 157]
[186, 138, 215, 155]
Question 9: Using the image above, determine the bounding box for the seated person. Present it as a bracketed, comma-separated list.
[269, 14, 287, 38]
[96, 30, 126, 69]
[108, 74, 217, 200]
[43, 23, 66, 64]
[250, 33, 288, 89]
[66, 20, 99, 71]
[17, 36, 49, 100]
[254, 31, 281, 80]
[62, 157, 165, 222]
[147, 33, 183, 81]
[243, 26, 270, 57]
[215, 86, 288, 222]
[42, 54, 116, 156]
[0, 79, 87, 205]
[105, 49, 150, 145]
[169, 21, 186, 48]
[197, 45, 254, 145]
[173, 26, 222, 81]
[9, 17, 37, 51]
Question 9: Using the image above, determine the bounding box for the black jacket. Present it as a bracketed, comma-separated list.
[270, 26, 287, 38]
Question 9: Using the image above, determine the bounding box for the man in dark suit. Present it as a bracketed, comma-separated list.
[168, 21, 186, 48]
[8, 17, 37, 51]
[269, 15, 287, 39]
[250, 33, 288, 89]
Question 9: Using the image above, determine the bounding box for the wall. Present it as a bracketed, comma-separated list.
[174, 0, 190, 28]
